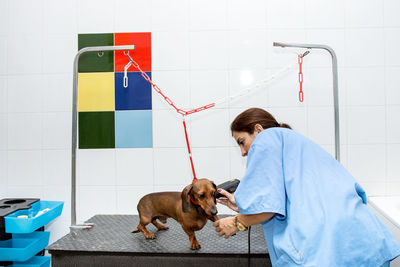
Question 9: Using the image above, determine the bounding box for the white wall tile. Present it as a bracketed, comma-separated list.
[114, 0, 151, 32]
[228, 30, 267, 70]
[43, 74, 73, 112]
[189, 31, 228, 70]
[42, 185, 70, 220]
[268, 69, 305, 108]
[43, 150, 70, 186]
[46, 218, 70, 245]
[0, 114, 7, 150]
[229, 146, 247, 179]
[346, 67, 385, 106]
[152, 109, 187, 148]
[116, 185, 153, 214]
[151, 0, 189, 32]
[153, 148, 192, 185]
[347, 144, 386, 183]
[78, 186, 117, 222]
[42, 34, 76, 74]
[360, 181, 386, 196]
[266, 0, 305, 29]
[387, 106, 400, 143]
[384, 28, 400, 67]
[0, 37, 7, 75]
[190, 70, 228, 108]
[6, 186, 43, 198]
[387, 144, 400, 182]
[152, 32, 189, 71]
[305, 0, 345, 28]
[7, 113, 42, 150]
[308, 107, 335, 146]
[190, 147, 230, 184]
[0, 151, 7, 194]
[43, 0, 78, 35]
[347, 106, 386, 144]
[77, 0, 115, 33]
[42, 112, 71, 149]
[115, 148, 154, 186]
[77, 149, 116, 186]
[384, 0, 400, 27]
[345, 0, 383, 28]
[268, 107, 308, 136]
[305, 67, 335, 107]
[189, 0, 227, 31]
[0, 0, 9, 36]
[7, 75, 44, 113]
[0, 77, 6, 113]
[9, 0, 44, 36]
[8, 150, 43, 186]
[345, 29, 384, 67]
[151, 71, 190, 111]
[190, 108, 231, 147]
[386, 67, 400, 105]
[227, 0, 267, 30]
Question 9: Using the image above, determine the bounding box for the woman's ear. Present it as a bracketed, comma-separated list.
[254, 124, 264, 134]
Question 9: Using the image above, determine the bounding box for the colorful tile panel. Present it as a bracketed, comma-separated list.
[78, 32, 152, 149]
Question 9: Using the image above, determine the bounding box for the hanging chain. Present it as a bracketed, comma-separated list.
[298, 53, 304, 102]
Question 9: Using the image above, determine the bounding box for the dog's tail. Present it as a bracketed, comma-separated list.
[132, 229, 140, 233]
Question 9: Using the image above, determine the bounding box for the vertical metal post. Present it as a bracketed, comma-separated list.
[71, 45, 135, 229]
[273, 42, 340, 162]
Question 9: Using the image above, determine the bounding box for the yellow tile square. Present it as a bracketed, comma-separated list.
[78, 73, 115, 111]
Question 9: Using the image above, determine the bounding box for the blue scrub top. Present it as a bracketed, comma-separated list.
[234, 128, 400, 266]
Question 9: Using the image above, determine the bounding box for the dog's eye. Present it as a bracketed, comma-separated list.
[199, 194, 205, 199]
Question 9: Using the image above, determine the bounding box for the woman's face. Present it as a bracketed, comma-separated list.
[232, 130, 259, 157]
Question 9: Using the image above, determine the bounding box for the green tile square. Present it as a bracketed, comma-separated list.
[78, 33, 114, 73]
[79, 111, 115, 149]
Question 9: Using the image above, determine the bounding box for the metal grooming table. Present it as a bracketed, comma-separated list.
[47, 215, 271, 267]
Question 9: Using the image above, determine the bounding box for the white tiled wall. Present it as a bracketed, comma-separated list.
[1, 0, 400, 245]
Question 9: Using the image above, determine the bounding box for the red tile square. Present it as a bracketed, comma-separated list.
[115, 32, 151, 72]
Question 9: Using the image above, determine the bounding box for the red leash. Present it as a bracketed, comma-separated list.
[182, 117, 197, 181]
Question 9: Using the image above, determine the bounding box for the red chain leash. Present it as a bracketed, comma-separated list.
[298, 53, 304, 102]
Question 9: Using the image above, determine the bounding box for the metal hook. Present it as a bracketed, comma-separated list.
[97, 51, 104, 58]
[123, 50, 129, 56]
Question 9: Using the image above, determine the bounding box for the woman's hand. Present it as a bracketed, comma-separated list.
[213, 216, 238, 238]
[216, 189, 239, 212]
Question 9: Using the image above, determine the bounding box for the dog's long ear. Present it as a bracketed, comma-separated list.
[181, 184, 193, 212]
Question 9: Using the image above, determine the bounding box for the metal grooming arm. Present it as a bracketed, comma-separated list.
[71, 45, 135, 230]
[273, 42, 340, 162]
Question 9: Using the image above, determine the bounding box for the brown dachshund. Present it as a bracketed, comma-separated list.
[133, 178, 219, 250]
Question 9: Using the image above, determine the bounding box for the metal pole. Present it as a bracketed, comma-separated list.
[71, 45, 135, 229]
[273, 42, 340, 162]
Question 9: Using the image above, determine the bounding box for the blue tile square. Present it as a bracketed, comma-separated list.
[115, 110, 153, 148]
[115, 72, 152, 110]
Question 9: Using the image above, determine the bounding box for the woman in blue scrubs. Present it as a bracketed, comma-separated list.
[214, 108, 400, 267]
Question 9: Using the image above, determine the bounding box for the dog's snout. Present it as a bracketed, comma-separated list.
[211, 208, 218, 216]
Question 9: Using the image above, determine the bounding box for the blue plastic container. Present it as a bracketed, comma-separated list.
[0, 232, 50, 262]
[12, 256, 51, 267]
[5, 201, 63, 234]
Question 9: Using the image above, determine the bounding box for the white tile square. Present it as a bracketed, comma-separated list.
[387, 106, 400, 144]
[77, 0, 115, 33]
[345, 29, 384, 67]
[228, 69, 269, 109]
[266, 0, 305, 29]
[0, 77, 6, 113]
[268, 69, 305, 108]
[347, 144, 386, 183]
[189, 0, 227, 31]
[0, 114, 7, 150]
[8, 34, 44, 74]
[42, 34, 77, 74]
[386, 183, 400, 196]
[9, 0, 44, 35]
[43, 74, 73, 112]
[190, 70, 228, 108]
[189, 31, 229, 70]
[190, 108, 231, 147]
[347, 106, 385, 144]
[114, 0, 151, 32]
[115, 148, 154, 186]
[346, 67, 385, 106]
[190, 147, 230, 183]
[268, 107, 308, 137]
[7, 75, 44, 113]
[151, 71, 190, 111]
[229, 146, 247, 179]
[305, 0, 345, 28]
[0, 37, 7, 75]
[384, 28, 400, 67]
[43, 150, 70, 186]
[152, 110, 187, 148]
[46, 218, 70, 245]
[43, 0, 78, 35]
[228, 30, 267, 70]
[153, 148, 192, 185]
[386, 67, 400, 105]
[116, 185, 153, 214]
[0, 0, 9, 36]
[42, 185, 70, 220]
[387, 144, 400, 182]
[227, 0, 266, 30]
[305, 67, 335, 107]
[7, 113, 42, 150]
[0, 151, 7, 189]
[152, 32, 189, 71]
[8, 150, 43, 186]
[151, 0, 189, 32]
[77, 149, 116, 186]
[384, 0, 400, 27]
[154, 184, 186, 192]
[359, 181, 386, 196]
[42, 112, 71, 149]
[6, 186, 43, 199]
[308, 107, 335, 146]
[78, 186, 117, 223]
[345, 0, 383, 28]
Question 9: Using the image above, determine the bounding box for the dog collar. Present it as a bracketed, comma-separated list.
[188, 194, 199, 206]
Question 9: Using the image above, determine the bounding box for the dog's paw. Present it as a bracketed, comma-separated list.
[145, 233, 155, 239]
[157, 225, 169, 231]
[190, 241, 201, 250]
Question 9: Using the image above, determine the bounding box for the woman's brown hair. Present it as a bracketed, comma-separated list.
[230, 108, 291, 134]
